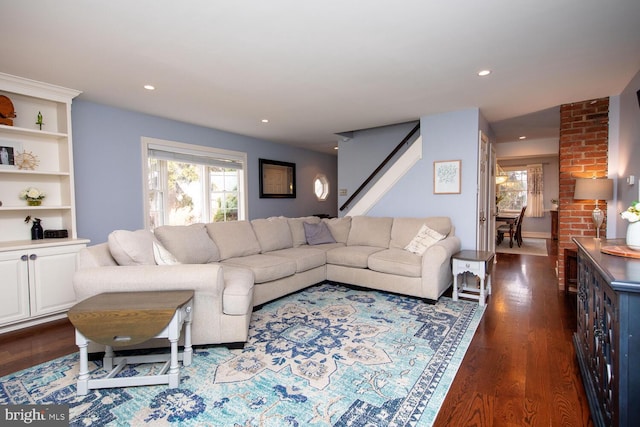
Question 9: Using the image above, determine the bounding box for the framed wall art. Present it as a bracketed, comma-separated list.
[0, 140, 22, 169]
[433, 160, 461, 194]
[259, 158, 296, 198]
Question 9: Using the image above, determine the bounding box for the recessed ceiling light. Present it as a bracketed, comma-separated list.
[143, 85, 155, 90]
[477, 70, 491, 77]
[519, 136, 526, 140]
[261, 119, 269, 123]
[334, 146, 338, 150]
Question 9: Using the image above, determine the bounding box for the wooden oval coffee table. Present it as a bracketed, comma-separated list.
[68, 290, 194, 396]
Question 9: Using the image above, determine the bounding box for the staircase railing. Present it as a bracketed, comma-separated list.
[339, 122, 420, 212]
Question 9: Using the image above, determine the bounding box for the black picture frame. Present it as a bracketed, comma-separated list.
[259, 158, 296, 198]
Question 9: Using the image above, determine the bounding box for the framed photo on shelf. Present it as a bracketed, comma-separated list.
[434, 160, 461, 194]
[0, 140, 21, 169]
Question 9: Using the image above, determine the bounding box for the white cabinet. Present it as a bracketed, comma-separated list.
[0, 241, 88, 333]
[0, 250, 30, 325]
[0, 73, 89, 332]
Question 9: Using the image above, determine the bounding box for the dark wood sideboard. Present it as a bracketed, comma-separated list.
[573, 237, 640, 427]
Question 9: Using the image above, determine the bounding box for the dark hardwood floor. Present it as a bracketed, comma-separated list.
[435, 241, 593, 426]
[1, 242, 592, 425]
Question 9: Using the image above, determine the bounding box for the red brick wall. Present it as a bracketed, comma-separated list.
[557, 97, 609, 289]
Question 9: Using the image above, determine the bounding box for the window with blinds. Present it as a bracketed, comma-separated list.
[142, 137, 247, 228]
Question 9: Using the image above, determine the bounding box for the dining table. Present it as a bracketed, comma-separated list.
[496, 212, 520, 248]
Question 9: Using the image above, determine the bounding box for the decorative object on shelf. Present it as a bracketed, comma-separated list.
[36, 111, 44, 130]
[15, 150, 40, 170]
[0, 95, 16, 126]
[621, 200, 640, 250]
[44, 229, 68, 238]
[551, 198, 559, 210]
[19, 186, 46, 206]
[0, 140, 21, 169]
[574, 177, 614, 239]
[24, 215, 44, 240]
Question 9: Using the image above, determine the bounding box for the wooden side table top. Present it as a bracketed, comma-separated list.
[453, 250, 495, 263]
[68, 290, 194, 347]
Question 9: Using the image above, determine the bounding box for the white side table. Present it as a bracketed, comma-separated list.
[452, 250, 494, 306]
[68, 290, 194, 396]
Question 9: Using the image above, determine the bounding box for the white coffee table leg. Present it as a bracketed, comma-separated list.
[168, 336, 180, 388]
[75, 330, 89, 396]
[183, 305, 193, 366]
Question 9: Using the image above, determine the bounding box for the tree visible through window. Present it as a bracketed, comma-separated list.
[497, 167, 527, 211]
[143, 138, 247, 229]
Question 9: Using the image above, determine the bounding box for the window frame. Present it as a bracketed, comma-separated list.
[496, 166, 528, 213]
[313, 173, 330, 201]
[141, 137, 248, 229]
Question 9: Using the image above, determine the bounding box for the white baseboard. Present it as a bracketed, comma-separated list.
[522, 231, 551, 239]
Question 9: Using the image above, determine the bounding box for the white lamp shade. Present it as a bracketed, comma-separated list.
[574, 178, 613, 201]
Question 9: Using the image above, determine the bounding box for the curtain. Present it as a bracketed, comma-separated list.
[527, 163, 544, 217]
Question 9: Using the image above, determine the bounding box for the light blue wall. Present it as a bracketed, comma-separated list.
[417, 109, 482, 249]
[71, 100, 337, 245]
[337, 121, 419, 213]
[338, 109, 484, 250]
[613, 68, 640, 237]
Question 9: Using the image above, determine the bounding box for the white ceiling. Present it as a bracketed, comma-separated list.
[1, 1, 639, 154]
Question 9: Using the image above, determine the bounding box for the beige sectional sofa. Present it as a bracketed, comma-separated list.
[73, 215, 460, 348]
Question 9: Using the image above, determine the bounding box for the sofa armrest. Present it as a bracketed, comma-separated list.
[425, 235, 461, 260]
[420, 235, 461, 300]
[73, 264, 224, 301]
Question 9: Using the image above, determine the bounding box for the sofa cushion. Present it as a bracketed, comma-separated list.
[251, 217, 293, 252]
[288, 216, 321, 247]
[302, 242, 345, 252]
[303, 221, 336, 245]
[108, 229, 157, 266]
[206, 221, 261, 260]
[404, 224, 446, 255]
[368, 248, 422, 277]
[347, 216, 393, 248]
[267, 247, 326, 272]
[326, 246, 385, 268]
[322, 217, 351, 243]
[153, 241, 181, 265]
[154, 223, 220, 263]
[390, 217, 452, 249]
[222, 254, 296, 284]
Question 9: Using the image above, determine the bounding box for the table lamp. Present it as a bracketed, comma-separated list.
[574, 177, 614, 239]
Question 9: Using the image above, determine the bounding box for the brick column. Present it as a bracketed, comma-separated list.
[557, 97, 609, 289]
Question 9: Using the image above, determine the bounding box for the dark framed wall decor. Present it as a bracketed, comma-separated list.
[259, 158, 296, 198]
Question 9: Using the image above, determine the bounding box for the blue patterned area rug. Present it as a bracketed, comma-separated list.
[1, 283, 484, 426]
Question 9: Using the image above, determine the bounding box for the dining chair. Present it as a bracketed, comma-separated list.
[514, 205, 527, 247]
[496, 205, 527, 247]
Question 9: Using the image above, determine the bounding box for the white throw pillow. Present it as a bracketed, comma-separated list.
[108, 229, 157, 266]
[404, 224, 446, 255]
[153, 241, 181, 265]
